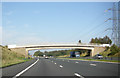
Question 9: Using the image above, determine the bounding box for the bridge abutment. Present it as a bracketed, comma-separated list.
[10, 48, 28, 58]
[91, 47, 106, 56]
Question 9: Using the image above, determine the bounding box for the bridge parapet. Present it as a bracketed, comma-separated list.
[8, 43, 110, 49]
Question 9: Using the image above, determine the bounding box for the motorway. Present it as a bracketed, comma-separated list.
[2, 58, 119, 78]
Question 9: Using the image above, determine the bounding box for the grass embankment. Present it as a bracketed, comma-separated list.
[0, 45, 32, 68]
[58, 55, 70, 58]
[57, 57, 120, 63]
[100, 49, 120, 57]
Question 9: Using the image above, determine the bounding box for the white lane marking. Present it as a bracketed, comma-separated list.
[75, 62, 79, 63]
[90, 64, 96, 66]
[74, 73, 84, 78]
[52, 61, 53, 62]
[59, 65, 63, 68]
[13, 59, 39, 78]
[55, 63, 57, 64]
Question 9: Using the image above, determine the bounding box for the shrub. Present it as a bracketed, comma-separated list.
[109, 44, 119, 56]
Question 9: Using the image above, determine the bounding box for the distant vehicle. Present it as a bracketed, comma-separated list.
[70, 51, 76, 57]
[76, 54, 80, 57]
[45, 56, 49, 59]
[70, 51, 80, 58]
[94, 54, 103, 59]
[75, 51, 80, 57]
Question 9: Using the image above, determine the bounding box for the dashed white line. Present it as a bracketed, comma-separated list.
[59, 65, 63, 68]
[54, 63, 57, 64]
[74, 73, 84, 78]
[90, 64, 96, 66]
[75, 62, 79, 63]
[13, 59, 39, 78]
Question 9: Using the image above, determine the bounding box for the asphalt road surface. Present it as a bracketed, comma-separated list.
[2, 58, 120, 78]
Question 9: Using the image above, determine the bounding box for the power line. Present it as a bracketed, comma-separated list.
[62, 12, 106, 42]
[82, 21, 112, 39]
[81, 19, 110, 39]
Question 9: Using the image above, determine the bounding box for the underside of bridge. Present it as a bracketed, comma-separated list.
[74, 49, 92, 57]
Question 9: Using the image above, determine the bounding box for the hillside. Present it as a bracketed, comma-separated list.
[0, 45, 28, 67]
[100, 44, 120, 57]
[100, 49, 120, 57]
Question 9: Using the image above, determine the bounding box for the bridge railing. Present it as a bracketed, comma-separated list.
[77, 43, 111, 47]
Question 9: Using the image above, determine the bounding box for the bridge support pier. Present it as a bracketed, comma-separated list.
[91, 47, 106, 57]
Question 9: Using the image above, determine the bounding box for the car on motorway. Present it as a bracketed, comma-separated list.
[45, 56, 49, 59]
[93, 54, 103, 59]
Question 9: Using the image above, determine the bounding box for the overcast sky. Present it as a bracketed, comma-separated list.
[2, 2, 114, 46]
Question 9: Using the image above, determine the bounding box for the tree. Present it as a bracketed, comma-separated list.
[90, 38, 95, 43]
[103, 36, 112, 44]
[78, 40, 81, 43]
[89, 36, 112, 44]
[109, 44, 119, 55]
[34, 51, 43, 56]
[95, 37, 99, 43]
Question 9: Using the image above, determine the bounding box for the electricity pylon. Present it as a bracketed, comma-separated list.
[118, 2, 120, 47]
[105, 2, 119, 46]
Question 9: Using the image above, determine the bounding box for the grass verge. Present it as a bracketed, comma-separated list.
[57, 57, 120, 63]
[1, 58, 33, 68]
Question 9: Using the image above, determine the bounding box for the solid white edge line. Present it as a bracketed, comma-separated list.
[74, 73, 84, 78]
[13, 59, 39, 78]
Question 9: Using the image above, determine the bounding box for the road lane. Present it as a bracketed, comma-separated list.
[50, 58, 119, 76]
[2, 59, 37, 76]
[2, 58, 119, 77]
[13, 59, 39, 77]
[21, 58, 72, 76]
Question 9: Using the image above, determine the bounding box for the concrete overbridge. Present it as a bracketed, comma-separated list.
[8, 43, 110, 57]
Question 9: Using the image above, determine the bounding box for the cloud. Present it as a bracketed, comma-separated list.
[2, 23, 51, 45]
[2, 29, 18, 45]
[16, 36, 46, 45]
[5, 11, 13, 16]
[2, 29, 47, 45]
